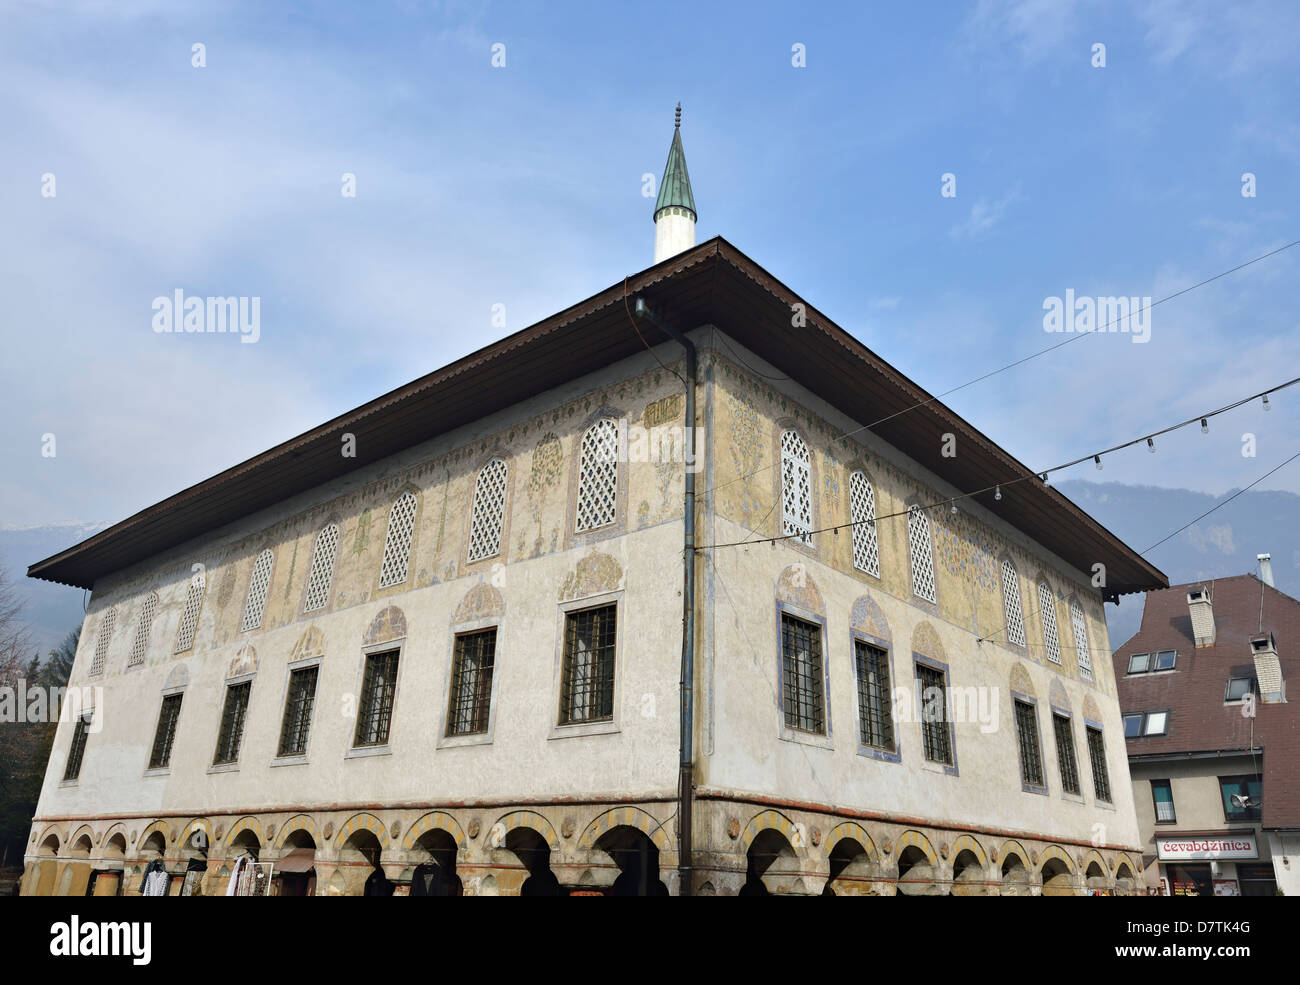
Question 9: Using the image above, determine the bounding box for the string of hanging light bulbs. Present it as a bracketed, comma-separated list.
[697, 375, 1298, 552]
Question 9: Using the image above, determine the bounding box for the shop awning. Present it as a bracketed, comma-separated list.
[275, 848, 316, 873]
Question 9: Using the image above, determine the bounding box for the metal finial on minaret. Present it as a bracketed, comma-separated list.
[675, 102, 681, 128]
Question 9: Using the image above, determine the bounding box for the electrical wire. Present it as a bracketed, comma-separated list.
[699, 238, 1300, 503]
[696, 375, 1298, 552]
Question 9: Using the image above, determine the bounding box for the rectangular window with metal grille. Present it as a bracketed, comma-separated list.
[854, 639, 892, 749]
[1014, 700, 1043, 787]
[448, 629, 496, 735]
[213, 681, 251, 765]
[354, 650, 399, 746]
[781, 614, 825, 733]
[916, 663, 951, 764]
[1087, 726, 1111, 802]
[1053, 713, 1080, 794]
[148, 693, 183, 770]
[278, 666, 319, 757]
[63, 714, 92, 781]
[560, 605, 616, 724]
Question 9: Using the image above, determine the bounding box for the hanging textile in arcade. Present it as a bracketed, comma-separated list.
[141, 858, 169, 897]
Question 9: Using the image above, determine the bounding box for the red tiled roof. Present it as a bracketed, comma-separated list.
[1112, 574, 1300, 828]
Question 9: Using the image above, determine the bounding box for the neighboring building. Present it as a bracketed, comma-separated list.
[21, 114, 1166, 897]
[1114, 561, 1299, 896]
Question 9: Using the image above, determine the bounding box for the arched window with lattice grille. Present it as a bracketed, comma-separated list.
[1001, 560, 1026, 646]
[378, 492, 418, 588]
[1070, 600, 1093, 680]
[780, 430, 812, 546]
[849, 471, 879, 576]
[174, 571, 206, 654]
[129, 593, 159, 667]
[468, 458, 509, 561]
[302, 523, 339, 612]
[90, 607, 116, 677]
[240, 550, 274, 632]
[576, 419, 619, 533]
[1038, 583, 1062, 664]
[907, 505, 936, 603]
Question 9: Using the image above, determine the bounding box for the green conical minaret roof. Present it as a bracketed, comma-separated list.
[654, 104, 696, 221]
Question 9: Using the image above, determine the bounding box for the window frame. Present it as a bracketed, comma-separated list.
[1224, 677, 1256, 703]
[174, 570, 206, 654]
[1086, 722, 1112, 803]
[1128, 652, 1151, 674]
[146, 690, 185, 773]
[89, 606, 117, 678]
[1218, 774, 1263, 823]
[210, 676, 253, 769]
[1150, 778, 1177, 824]
[557, 600, 620, 730]
[913, 654, 957, 774]
[349, 645, 402, 753]
[62, 712, 94, 783]
[851, 631, 898, 762]
[1051, 709, 1081, 797]
[1012, 694, 1047, 794]
[1125, 709, 1170, 738]
[1152, 649, 1177, 671]
[1069, 599, 1093, 681]
[273, 659, 321, 763]
[778, 610, 828, 737]
[445, 627, 499, 738]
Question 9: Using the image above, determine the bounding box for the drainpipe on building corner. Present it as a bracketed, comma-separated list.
[633, 296, 696, 897]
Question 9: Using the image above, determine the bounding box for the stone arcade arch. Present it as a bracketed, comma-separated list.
[821, 822, 879, 896]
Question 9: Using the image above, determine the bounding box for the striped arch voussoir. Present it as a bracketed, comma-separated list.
[136, 820, 172, 852]
[738, 809, 804, 854]
[577, 807, 671, 853]
[950, 834, 988, 867]
[274, 815, 318, 850]
[824, 821, 877, 862]
[895, 829, 937, 865]
[1112, 852, 1138, 877]
[402, 812, 465, 852]
[491, 810, 560, 851]
[998, 839, 1030, 869]
[334, 812, 390, 851]
[1038, 844, 1074, 873]
[224, 816, 264, 851]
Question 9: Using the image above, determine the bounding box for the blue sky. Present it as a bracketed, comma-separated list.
[2, 0, 1298, 536]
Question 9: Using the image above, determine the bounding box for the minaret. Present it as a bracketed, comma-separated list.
[653, 104, 697, 263]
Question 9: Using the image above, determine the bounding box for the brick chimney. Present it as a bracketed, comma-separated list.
[1187, 586, 1216, 647]
[1258, 553, 1275, 588]
[1250, 631, 1284, 703]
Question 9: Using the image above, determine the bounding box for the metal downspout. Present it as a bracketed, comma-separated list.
[633, 296, 696, 896]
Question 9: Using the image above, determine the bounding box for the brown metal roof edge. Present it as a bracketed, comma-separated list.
[27, 242, 725, 586]
[29, 234, 1164, 594]
[706, 238, 1166, 593]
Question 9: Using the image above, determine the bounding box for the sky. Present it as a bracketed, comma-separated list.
[2, 0, 1298, 542]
